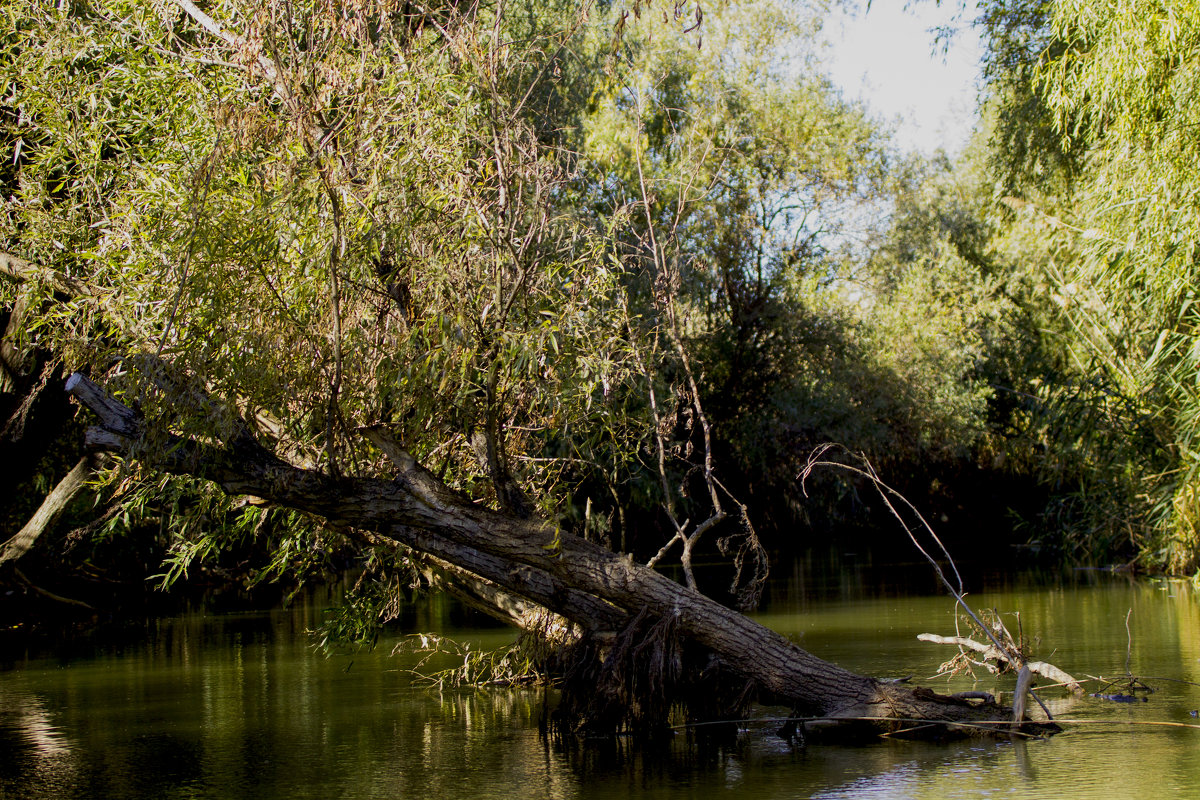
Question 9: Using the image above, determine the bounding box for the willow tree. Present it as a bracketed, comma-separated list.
[569, 1, 1006, 538]
[0, 0, 1040, 736]
[3, 0, 644, 580]
[1042, 1, 1200, 573]
[968, 0, 1200, 573]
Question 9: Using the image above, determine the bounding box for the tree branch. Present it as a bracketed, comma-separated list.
[64, 369, 1025, 730]
[0, 455, 103, 566]
[917, 633, 1084, 694]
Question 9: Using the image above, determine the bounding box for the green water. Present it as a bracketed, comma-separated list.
[3, 566, 1199, 799]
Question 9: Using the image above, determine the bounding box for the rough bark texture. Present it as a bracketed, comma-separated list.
[66, 371, 1022, 735]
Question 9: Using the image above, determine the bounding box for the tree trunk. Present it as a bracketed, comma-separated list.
[66, 372, 1025, 737]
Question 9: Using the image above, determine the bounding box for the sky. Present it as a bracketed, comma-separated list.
[824, 2, 985, 155]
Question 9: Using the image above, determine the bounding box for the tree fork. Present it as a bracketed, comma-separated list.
[66, 371, 1030, 736]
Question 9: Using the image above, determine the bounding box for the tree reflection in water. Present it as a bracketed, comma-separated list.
[2, 573, 1198, 799]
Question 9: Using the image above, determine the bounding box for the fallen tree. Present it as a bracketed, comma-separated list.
[67, 369, 1034, 738]
[9, 0, 1057, 741]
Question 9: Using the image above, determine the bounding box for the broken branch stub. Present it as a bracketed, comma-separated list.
[918, 633, 1084, 695]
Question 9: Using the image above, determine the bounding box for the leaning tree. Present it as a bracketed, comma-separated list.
[2, 0, 1038, 737]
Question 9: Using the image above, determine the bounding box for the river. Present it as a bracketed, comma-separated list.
[3, 555, 1199, 799]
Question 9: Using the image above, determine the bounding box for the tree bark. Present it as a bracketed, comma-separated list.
[66, 371, 1022, 736]
[0, 455, 99, 566]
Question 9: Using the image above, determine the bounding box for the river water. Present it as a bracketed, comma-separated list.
[3, 557, 1199, 799]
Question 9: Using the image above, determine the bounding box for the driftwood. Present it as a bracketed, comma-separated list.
[918, 633, 1085, 695]
[802, 450, 1077, 728]
[65, 370, 1035, 737]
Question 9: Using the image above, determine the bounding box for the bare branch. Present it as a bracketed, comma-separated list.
[0, 456, 104, 566]
[802, 445, 1079, 718]
[917, 633, 1084, 694]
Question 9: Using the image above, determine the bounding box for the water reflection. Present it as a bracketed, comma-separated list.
[0, 687, 79, 799]
[1, 569, 1198, 799]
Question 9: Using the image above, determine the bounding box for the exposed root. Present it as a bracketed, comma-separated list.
[551, 608, 756, 737]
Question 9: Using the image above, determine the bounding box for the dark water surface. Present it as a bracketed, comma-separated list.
[3, 561, 1199, 799]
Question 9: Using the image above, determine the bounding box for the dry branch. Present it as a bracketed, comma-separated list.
[0, 455, 103, 566]
[918, 633, 1084, 694]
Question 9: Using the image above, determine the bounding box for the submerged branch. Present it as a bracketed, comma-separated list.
[917, 633, 1085, 694]
[801, 446, 1083, 721]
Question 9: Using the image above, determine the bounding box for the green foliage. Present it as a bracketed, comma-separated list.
[397, 632, 546, 688]
[975, 0, 1079, 193]
[1043, 1, 1200, 542]
[978, 0, 1200, 571]
[10, 0, 1151, 628]
[3, 0, 654, 576]
[559, 1, 1007, 533]
[866, 143, 1052, 454]
[315, 556, 418, 650]
[945, 0, 1200, 571]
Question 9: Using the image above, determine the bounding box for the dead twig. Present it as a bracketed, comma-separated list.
[801, 445, 1078, 721]
[917, 633, 1084, 694]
